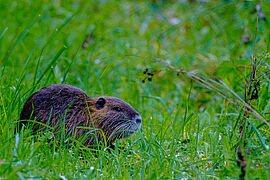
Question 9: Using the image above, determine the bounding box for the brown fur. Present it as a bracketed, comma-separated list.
[19, 84, 142, 147]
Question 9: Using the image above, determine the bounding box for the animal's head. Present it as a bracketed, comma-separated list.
[88, 96, 142, 143]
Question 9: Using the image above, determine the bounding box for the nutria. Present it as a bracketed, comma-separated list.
[19, 84, 142, 148]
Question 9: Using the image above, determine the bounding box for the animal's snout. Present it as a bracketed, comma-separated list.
[133, 114, 142, 126]
[136, 117, 142, 124]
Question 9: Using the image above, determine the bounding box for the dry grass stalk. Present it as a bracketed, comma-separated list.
[156, 59, 269, 128]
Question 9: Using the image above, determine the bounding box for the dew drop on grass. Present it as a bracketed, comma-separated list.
[169, 17, 180, 25]
[94, 59, 101, 64]
[59, 174, 68, 180]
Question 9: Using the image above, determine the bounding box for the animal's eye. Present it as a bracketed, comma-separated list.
[114, 107, 122, 112]
[96, 98, 106, 109]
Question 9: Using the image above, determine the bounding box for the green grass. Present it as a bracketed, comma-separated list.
[1, 0, 270, 179]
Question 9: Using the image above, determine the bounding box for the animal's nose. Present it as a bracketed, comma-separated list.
[136, 118, 142, 124]
[134, 114, 142, 124]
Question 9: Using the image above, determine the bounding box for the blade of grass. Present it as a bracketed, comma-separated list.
[15, 49, 35, 95]
[250, 123, 269, 151]
[7, 49, 35, 120]
[0, 15, 40, 67]
[0, 27, 8, 40]
[31, 49, 43, 94]
[61, 43, 81, 84]
[35, 46, 67, 86]
[20, 46, 66, 100]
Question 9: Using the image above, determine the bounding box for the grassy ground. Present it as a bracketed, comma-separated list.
[0, 0, 270, 179]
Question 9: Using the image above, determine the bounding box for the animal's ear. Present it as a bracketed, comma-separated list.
[96, 97, 106, 109]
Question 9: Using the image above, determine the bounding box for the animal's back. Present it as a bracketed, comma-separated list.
[19, 84, 91, 133]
